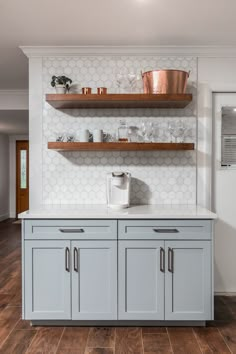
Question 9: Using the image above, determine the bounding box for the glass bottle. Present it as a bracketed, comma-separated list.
[118, 120, 128, 142]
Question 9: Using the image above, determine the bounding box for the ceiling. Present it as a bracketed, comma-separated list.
[0, 111, 28, 134]
[1, 0, 236, 89]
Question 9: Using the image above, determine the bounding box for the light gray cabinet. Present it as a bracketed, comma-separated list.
[72, 240, 117, 320]
[23, 218, 213, 323]
[24, 240, 71, 320]
[165, 240, 211, 320]
[118, 240, 165, 320]
[118, 218, 212, 321]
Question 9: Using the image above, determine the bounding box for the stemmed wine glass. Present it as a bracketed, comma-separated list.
[115, 68, 129, 93]
[140, 122, 147, 142]
[168, 121, 176, 143]
[145, 122, 154, 142]
[177, 120, 187, 142]
[127, 71, 137, 92]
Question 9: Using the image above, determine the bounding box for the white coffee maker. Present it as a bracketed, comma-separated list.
[107, 172, 131, 209]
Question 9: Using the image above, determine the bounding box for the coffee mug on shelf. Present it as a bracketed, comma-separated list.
[97, 87, 107, 95]
[82, 87, 92, 94]
[80, 129, 90, 142]
[93, 129, 109, 142]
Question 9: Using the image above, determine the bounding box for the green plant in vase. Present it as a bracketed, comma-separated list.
[51, 76, 72, 94]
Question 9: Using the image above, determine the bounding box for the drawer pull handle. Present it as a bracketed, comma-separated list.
[168, 247, 174, 273]
[74, 247, 79, 272]
[153, 228, 179, 233]
[65, 247, 70, 272]
[160, 247, 165, 272]
[59, 228, 85, 233]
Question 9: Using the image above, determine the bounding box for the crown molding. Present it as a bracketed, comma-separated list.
[0, 89, 28, 95]
[20, 45, 236, 58]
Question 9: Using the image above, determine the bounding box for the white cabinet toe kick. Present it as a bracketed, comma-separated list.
[22, 218, 214, 326]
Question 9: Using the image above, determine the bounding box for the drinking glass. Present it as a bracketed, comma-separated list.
[140, 122, 147, 142]
[153, 123, 159, 142]
[116, 73, 124, 93]
[55, 133, 64, 142]
[115, 68, 128, 93]
[167, 121, 176, 143]
[145, 122, 154, 142]
[127, 71, 137, 92]
[66, 133, 75, 142]
[177, 120, 187, 142]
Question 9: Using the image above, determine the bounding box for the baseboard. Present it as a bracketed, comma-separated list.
[215, 292, 236, 296]
[9, 211, 16, 218]
[0, 213, 9, 222]
[31, 320, 206, 327]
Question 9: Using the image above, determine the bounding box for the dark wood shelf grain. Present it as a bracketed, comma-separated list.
[45, 93, 192, 109]
[48, 142, 195, 151]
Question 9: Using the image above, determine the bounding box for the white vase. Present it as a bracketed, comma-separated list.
[55, 85, 66, 94]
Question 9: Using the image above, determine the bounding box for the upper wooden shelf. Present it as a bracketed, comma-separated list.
[45, 93, 192, 109]
[48, 142, 195, 151]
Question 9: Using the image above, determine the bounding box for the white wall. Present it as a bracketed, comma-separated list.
[23, 47, 236, 293]
[198, 58, 236, 293]
[9, 135, 29, 218]
[0, 134, 9, 220]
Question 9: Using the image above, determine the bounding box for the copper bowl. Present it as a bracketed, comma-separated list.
[142, 69, 190, 94]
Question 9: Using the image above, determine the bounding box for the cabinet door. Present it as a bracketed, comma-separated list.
[24, 240, 71, 320]
[118, 240, 165, 320]
[72, 241, 117, 320]
[165, 240, 211, 320]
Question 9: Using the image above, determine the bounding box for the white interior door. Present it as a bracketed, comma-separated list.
[213, 92, 236, 293]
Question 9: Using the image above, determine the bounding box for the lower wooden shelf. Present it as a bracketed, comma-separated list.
[48, 142, 194, 151]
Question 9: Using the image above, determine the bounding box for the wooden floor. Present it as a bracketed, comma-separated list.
[0, 220, 236, 354]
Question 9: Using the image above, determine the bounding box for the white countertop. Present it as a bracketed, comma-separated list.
[18, 204, 217, 220]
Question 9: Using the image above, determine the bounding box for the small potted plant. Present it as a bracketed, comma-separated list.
[51, 76, 72, 94]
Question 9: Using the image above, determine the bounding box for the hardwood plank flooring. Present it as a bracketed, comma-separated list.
[87, 328, 115, 349]
[0, 219, 236, 354]
[58, 327, 89, 352]
[194, 327, 232, 353]
[0, 329, 36, 354]
[142, 333, 172, 353]
[26, 327, 64, 353]
[168, 328, 201, 354]
[115, 328, 143, 354]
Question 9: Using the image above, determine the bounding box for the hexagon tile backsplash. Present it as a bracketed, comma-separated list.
[42, 56, 197, 205]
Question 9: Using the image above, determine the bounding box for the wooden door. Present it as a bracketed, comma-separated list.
[16, 140, 29, 215]
[24, 240, 71, 320]
[72, 240, 117, 320]
[165, 240, 212, 321]
[118, 240, 165, 320]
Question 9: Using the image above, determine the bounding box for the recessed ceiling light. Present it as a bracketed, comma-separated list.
[233, 108, 236, 112]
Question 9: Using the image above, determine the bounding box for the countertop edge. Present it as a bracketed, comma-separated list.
[18, 205, 217, 220]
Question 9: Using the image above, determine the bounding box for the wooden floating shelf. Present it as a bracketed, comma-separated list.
[48, 142, 195, 151]
[46, 93, 192, 109]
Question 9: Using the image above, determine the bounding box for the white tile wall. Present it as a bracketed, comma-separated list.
[42, 56, 197, 205]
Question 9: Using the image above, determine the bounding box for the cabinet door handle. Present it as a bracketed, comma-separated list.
[168, 247, 174, 273]
[59, 228, 85, 233]
[65, 247, 70, 272]
[160, 247, 165, 272]
[73, 247, 78, 272]
[153, 228, 179, 233]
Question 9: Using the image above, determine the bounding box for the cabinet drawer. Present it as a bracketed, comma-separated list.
[118, 220, 212, 240]
[25, 220, 117, 240]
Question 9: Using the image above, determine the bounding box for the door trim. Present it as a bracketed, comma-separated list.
[16, 140, 29, 216]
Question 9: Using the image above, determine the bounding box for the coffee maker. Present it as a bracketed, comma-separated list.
[106, 172, 131, 209]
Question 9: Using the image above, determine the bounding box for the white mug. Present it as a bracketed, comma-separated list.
[93, 129, 103, 142]
[80, 129, 90, 142]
